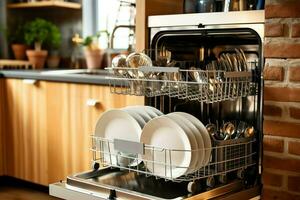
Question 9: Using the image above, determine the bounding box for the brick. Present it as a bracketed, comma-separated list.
[263, 188, 300, 200]
[265, 3, 300, 19]
[290, 107, 300, 120]
[292, 23, 300, 38]
[264, 87, 300, 102]
[288, 141, 300, 156]
[288, 176, 300, 193]
[264, 66, 284, 81]
[263, 155, 300, 172]
[289, 67, 300, 82]
[264, 137, 284, 152]
[265, 23, 284, 37]
[264, 43, 300, 58]
[264, 104, 282, 117]
[264, 120, 300, 138]
[263, 171, 283, 187]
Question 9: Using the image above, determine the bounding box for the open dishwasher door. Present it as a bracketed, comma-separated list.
[50, 10, 264, 200]
[50, 168, 260, 200]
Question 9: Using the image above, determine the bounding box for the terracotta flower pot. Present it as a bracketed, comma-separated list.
[47, 55, 60, 68]
[11, 44, 27, 60]
[84, 49, 103, 69]
[26, 50, 48, 69]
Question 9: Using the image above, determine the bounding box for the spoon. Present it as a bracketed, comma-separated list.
[206, 123, 218, 140]
[244, 126, 255, 138]
[222, 122, 235, 140]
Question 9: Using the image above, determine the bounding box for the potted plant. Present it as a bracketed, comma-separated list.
[82, 32, 103, 69]
[46, 23, 61, 68]
[24, 18, 60, 69]
[7, 24, 27, 60]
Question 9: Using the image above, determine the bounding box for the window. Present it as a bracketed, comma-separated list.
[97, 0, 136, 50]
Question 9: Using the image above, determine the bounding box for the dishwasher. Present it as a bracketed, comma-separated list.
[50, 10, 264, 200]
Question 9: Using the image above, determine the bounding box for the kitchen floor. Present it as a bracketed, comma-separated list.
[0, 185, 61, 200]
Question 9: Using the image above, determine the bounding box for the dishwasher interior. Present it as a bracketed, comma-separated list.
[50, 11, 264, 200]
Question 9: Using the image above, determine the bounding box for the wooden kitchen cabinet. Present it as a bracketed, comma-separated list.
[135, 0, 183, 51]
[5, 79, 46, 184]
[0, 79, 6, 176]
[4, 79, 144, 185]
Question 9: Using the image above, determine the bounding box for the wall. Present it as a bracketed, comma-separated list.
[263, 0, 300, 199]
[0, 0, 8, 59]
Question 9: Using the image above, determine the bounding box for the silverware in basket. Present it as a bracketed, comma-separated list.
[222, 122, 236, 140]
[244, 126, 255, 138]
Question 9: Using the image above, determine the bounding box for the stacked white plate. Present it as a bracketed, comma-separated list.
[94, 106, 163, 166]
[141, 112, 211, 178]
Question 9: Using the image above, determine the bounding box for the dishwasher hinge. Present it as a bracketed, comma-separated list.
[198, 23, 205, 28]
[108, 189, 117, 200]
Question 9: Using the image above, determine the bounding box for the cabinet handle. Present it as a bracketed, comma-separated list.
[86, 99, 100, 107]
[23, 79, 37, 85]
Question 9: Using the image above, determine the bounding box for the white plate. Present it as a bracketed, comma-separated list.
[123, 107, 152, 122]
[124, 105, 163, 119]
[145, 106, 164, 116]
[175, 112, 212, 167]
[166, 113, 198, 175]
[123, 109, 147, 128]
[172, 113, 205, 171]
[94, 109, 142, 166]
[139, 106, 163, 117]
[141, 116, 192, 178]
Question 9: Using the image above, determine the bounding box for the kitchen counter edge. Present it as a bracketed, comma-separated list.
[0, 70, 112, 85]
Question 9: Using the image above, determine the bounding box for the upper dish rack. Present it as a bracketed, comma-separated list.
[106, 65, 256, 103]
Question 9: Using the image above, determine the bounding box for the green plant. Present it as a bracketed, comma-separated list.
[82, 31, 101, 50]
[0, 25, 6, 39]
[47, 23, 61, 50]
[24, 18, 61, 50]
[82, 30, 112, 50]
[9, 23, 25, 44]
[0, 21, 27, 44]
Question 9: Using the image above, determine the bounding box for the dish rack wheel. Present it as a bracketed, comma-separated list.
[187, 180, 204, 194]
[91, 161, 100, 170]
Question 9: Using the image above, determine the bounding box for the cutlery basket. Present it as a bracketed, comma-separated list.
[90, 135, 256, 182]
[212, 137, 254, 173]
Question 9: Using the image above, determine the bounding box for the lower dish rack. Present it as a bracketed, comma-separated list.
[91, 136, 256, 183]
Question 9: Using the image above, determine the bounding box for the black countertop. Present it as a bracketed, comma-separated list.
[0, 69, 114, 85]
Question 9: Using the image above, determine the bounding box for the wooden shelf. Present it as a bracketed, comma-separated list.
[0, 59, 31, 69]
[7, 1, 81, 9]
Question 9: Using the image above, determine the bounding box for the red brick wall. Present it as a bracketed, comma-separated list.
[263, 0, 300, 199]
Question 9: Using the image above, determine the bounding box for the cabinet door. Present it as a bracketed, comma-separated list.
[46, 83, 144, 184]
[5, 79, 47, 184]
[44, 81, 72, 184]
[4, 79, 144, 185]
